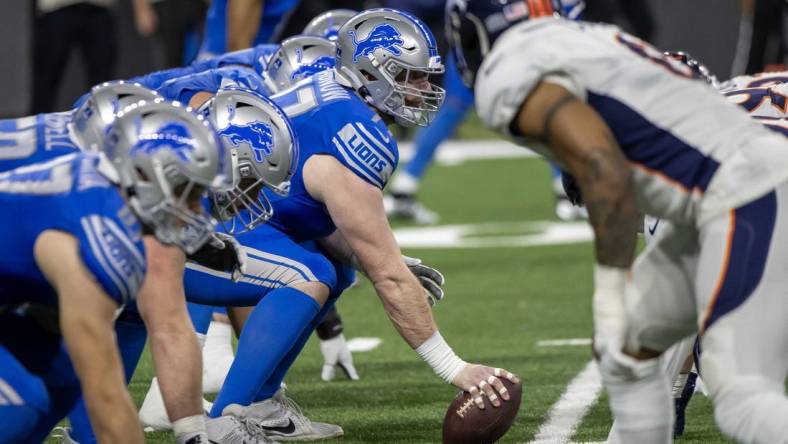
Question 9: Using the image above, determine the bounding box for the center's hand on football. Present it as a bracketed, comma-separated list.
[452, 365, 520, 409]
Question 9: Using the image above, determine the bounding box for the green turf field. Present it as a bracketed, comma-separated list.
[48, 119, 734, 443]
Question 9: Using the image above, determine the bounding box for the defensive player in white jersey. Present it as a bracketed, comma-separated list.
[448, 1, 788, 443]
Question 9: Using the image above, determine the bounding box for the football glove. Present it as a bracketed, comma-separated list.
[320, 334, 360, 381]
[187, 232, 247, 282]
[403, 255, 445, 306]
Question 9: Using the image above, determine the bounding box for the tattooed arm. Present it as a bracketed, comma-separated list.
[513, 80, 638, 349]
[513, 81, 638, 268]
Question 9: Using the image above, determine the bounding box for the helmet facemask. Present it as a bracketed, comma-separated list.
[371, 58, 445, 127]
[211, 154, 276, 234]
[127, 159, 215, 254]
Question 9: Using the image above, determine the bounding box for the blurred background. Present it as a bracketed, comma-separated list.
[0, 0, 782, 117]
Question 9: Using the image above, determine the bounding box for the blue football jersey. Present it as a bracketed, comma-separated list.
[266, 70, 398, 241]
[157, 67, 270, 103]
[0, 112, 81, 172]
[0, 153, 146, 308]
[128, 44, 279, 92]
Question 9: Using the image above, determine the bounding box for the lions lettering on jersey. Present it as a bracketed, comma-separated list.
[79, 214, 146, 304]
[332, 122, 394, 187]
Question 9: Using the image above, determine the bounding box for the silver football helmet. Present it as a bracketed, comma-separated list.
[303, 9, 358, 41]
[334, 8, 445, 127]
[263, 36, 337, 93]
[71, 81, 159, 152]
[104, 99, 233, 254]
[200, 86, 298, 233]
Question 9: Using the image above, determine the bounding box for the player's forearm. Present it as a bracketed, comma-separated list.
[148, 320, 204, 420]
[63, 314, 143, 444]
[137, 238, 203, 421]
[373, 275, 437, 348]
[575, 147, 638, 268]
[227, 0, 264, 51]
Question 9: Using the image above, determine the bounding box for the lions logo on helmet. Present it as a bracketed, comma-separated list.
[220, 121, 274, 163]
[132, 122, 197, 162]
[350, 23, 404, 63]
[290, 55, 336, 81]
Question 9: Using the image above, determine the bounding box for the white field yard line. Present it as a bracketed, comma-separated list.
[346, 337, 382, 352]
[537, 338, 593, 347]
[526, 360, 604, 444]
[398, 139, 538, 166]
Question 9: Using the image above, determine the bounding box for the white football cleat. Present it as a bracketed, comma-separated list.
[202, 320, 235, 394]
[139, 377, 213, 432]
[52, 427, 79, 444]
[222, 389, 343, 441]
[207, 415, 279, 443]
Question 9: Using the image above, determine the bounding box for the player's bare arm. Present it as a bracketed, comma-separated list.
[35, 230, 144, 444]
[304, 154, 518, 408]
[136, 237, 204, 424]
[227, 0, 265, 51]
[516, 81, 639, 269]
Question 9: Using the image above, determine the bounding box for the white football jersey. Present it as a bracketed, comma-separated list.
[475, 18, 788, 225]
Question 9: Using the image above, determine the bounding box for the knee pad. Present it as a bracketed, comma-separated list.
[315, 306, 343, 340]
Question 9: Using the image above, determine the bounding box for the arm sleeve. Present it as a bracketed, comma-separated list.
[76, 215, 146, 306]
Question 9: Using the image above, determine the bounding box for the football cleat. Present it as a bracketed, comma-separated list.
[206, 415, 279, 444]
[222, 389, 343, 441]
[384, 193, 440, 225]
[52, 427, 79, 444]
[139, 377, 213, 431]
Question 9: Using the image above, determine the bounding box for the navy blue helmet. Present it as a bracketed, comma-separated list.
[446, 0, 584, 88]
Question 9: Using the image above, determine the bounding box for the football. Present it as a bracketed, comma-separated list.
[442, 379, 522, 444]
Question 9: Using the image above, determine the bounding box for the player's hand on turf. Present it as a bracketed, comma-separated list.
[452, 365, 519, 409]
[320, 334, 360, 381]
[403, 255, 445, 306]
[187, 232, 247, 282]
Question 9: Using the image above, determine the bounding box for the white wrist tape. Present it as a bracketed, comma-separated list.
[592, 264, 629, 338]
[415, 331, 467, 384]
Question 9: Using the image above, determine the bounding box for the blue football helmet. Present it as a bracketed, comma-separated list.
[446, 0, 584, 88]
